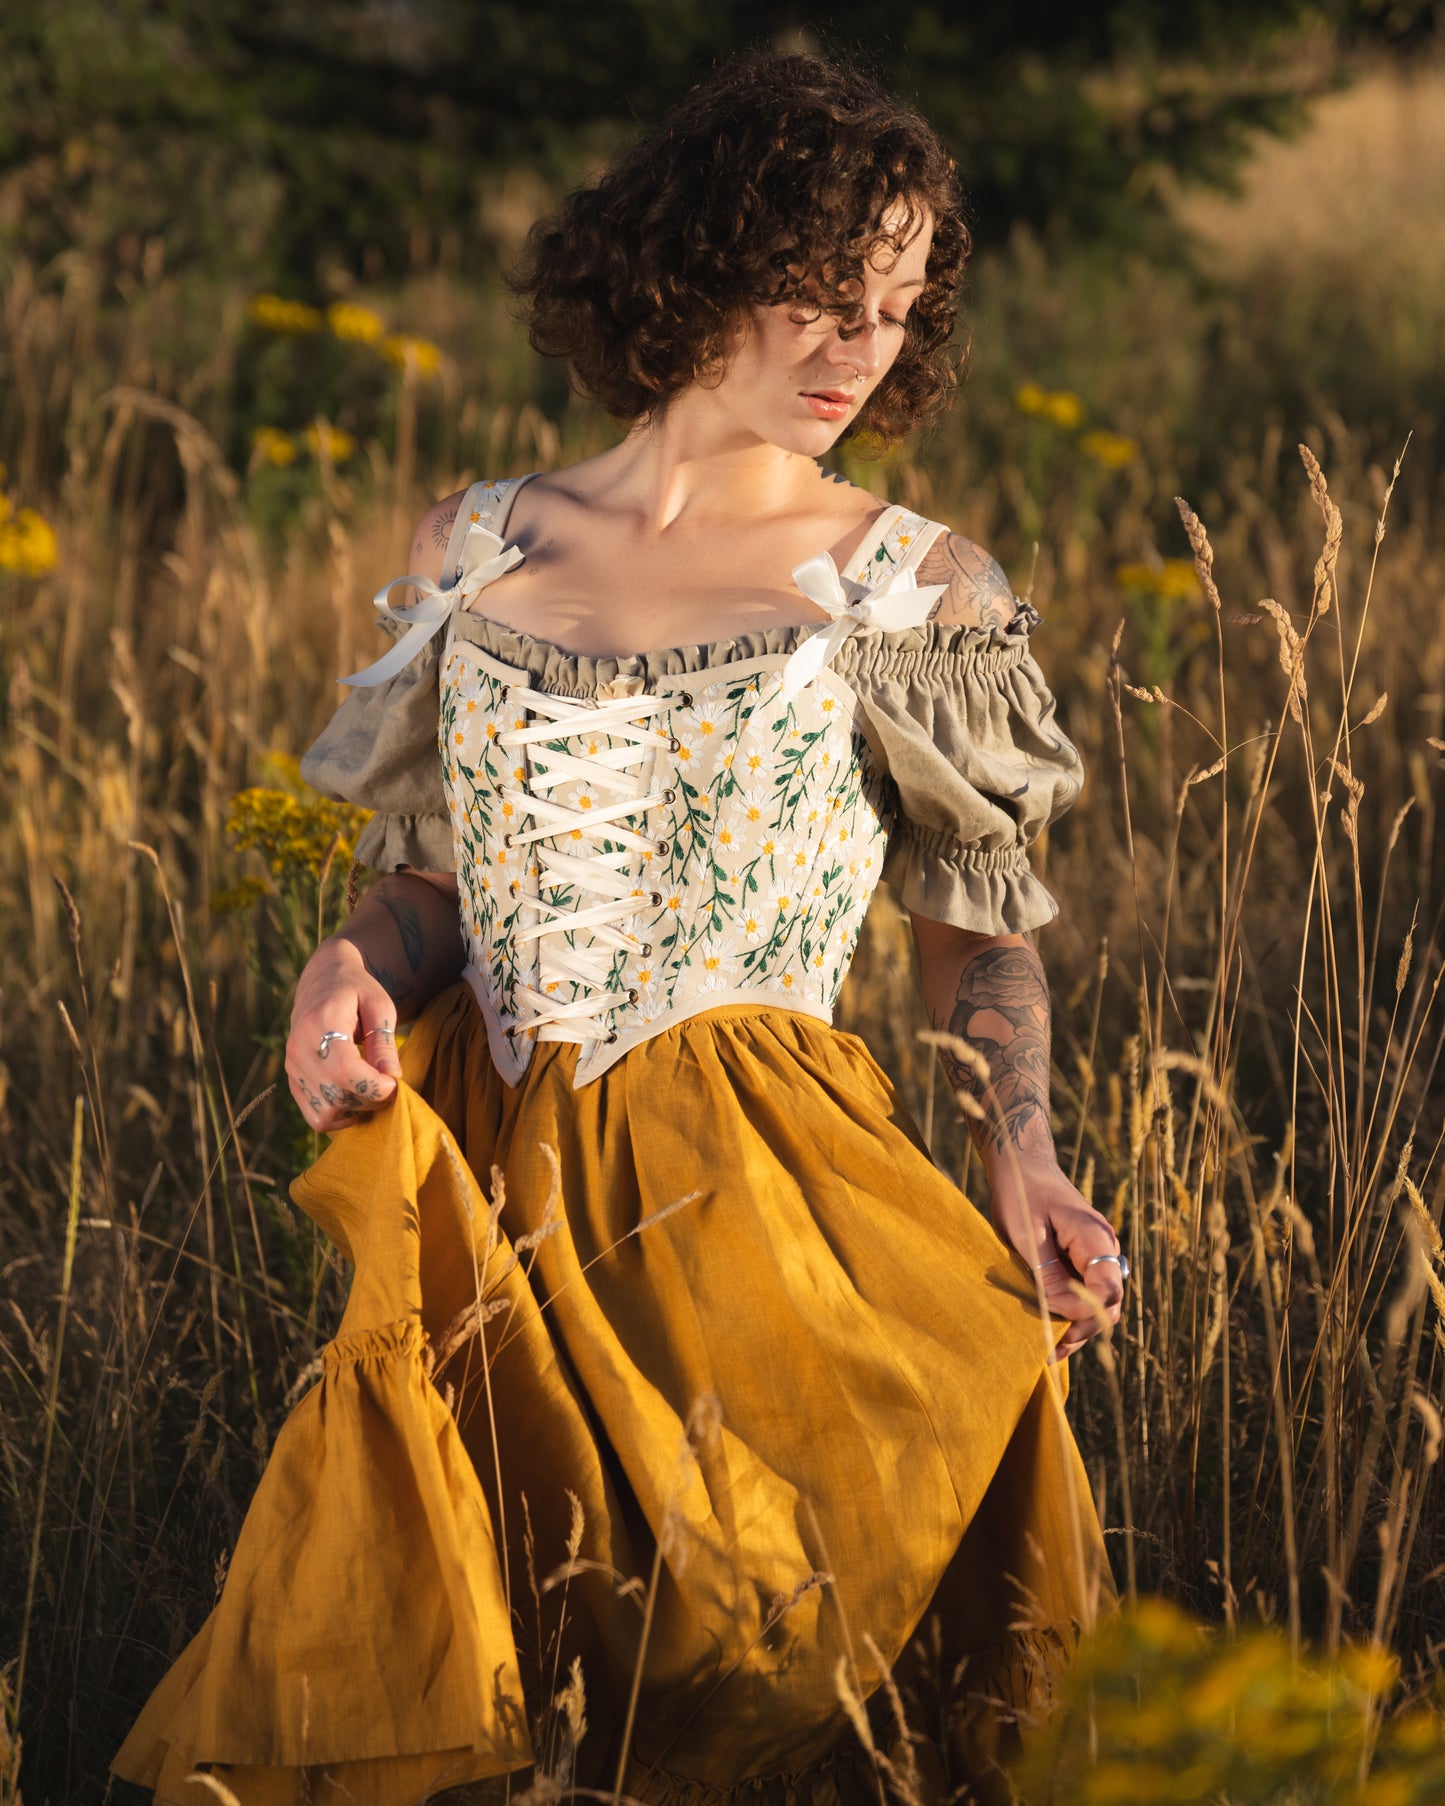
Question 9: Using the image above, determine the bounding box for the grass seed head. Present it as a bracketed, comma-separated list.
[1174, 496, 1223, 611]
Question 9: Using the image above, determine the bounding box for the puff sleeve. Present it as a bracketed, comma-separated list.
[853, 613, 1083, 934]
[299, 620, 456, 874]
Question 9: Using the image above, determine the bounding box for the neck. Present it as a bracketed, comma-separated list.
[588, 397, 822, 535]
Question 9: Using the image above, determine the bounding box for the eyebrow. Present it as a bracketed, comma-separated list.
[891, 278, 927, 291]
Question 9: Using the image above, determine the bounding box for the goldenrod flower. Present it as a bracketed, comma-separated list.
[0, 501, 60, 577]
[326, 301, 386, 344]
[1115, 558, 1201, 601]
[303, 422, 357, 464]
[246, 294, 323, 334]
[1014, 382, 1085, 430]
[261, 750, 305, 790]
[1017, 1595, 1444, 1804]
[226, 767, 372, 879]
[251, 426, 299, 468]
[209, 874, 272, 915]
[1081, 428, 1140, 470]
[381, 334, 443, 378]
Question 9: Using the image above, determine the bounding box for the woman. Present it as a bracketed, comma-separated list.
[115, 48, 1122, 1806]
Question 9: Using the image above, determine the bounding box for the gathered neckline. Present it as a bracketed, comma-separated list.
[451, 605, 820, 667]
[441, 601, 1041, 702]
[412, 474, 1045, 696]
[457, 473, 918, 663]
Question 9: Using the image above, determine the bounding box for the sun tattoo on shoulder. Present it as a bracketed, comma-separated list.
[915, 532, 1020, 631]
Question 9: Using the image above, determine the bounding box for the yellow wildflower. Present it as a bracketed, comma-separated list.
[381, 334, 444, 378]
[1081, 428, 1140, 469]
[246, 294, 323, 334]
[1015, 382, 1085, 429]
[303, 422, 357, 464]
[225, 764, 372, 879]
[251, 427, 298, 468]
[1115, 558, 1201, 602]
[0, 503, 60, 577]
[209, 875, 272, 915]
[261, 750, 305, 789]
[326, 300, 386, 344]
[1338, 1641, 1400, 1697]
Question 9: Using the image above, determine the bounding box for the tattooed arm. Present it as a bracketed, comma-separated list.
[913, 531, 1023, 631]
[332, 873, 466, 1014]
[912, 918, 1123, 1357]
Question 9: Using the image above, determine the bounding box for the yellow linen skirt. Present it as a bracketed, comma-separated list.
[113, 986, 1114, 1806]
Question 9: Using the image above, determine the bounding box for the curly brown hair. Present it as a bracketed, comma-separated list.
[510, 50, 970, 446]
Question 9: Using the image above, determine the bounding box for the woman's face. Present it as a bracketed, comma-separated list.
[692, 205, 935, 456]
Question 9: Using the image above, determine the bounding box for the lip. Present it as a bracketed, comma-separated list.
[801, 388, 855, 420]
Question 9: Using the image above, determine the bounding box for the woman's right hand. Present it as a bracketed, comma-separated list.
[285, 937, 405, 1133]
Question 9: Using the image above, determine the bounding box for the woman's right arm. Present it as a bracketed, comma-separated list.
[285, 488, 471, 1134]
[285, 870, 464, 1132]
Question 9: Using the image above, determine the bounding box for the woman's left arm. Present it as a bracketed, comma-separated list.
[912, 915, 1123, 1358]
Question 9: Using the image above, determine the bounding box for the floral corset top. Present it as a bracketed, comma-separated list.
[302, 475, 1086, 1088]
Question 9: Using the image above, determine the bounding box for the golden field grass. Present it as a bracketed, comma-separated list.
[3, 57, 1445, 1806]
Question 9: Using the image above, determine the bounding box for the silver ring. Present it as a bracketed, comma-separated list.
[1032, 1257, 1063, 1272]
[316, 1029, 353, 1061]
[1087, 1253, 1130, 1282]
[362, 1025, 396, 1040]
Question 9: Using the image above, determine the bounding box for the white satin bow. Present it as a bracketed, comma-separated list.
[779, 552, 946, 702]
[340, 525, 524, 687]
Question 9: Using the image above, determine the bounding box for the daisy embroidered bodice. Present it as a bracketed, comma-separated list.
[344, 476, 949, 1085]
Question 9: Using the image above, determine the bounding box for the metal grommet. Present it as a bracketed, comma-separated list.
[662, 788, 676, 804]
[605, 1031, 618, 1045]
[655, 840, 670, 856]
[650, 891, 662, 907]
[498, 684, 509, 701]
[627, 989, 639, 1004]
[502, 833, 513, 848]
[679, 691, 693, 707]
[668, 737, 680, 752]
[640, 942, 652, 957]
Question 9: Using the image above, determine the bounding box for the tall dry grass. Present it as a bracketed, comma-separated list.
[4, 62, 1445, 1803]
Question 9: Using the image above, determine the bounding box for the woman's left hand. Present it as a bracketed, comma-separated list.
[988, 1151, 1125, 1360]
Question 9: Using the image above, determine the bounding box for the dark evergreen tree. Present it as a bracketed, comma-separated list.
[0, 0, 1436, 287]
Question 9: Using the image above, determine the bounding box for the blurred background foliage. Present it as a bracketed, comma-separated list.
[5, 4, 1445, 1802]
[3, 0, 1442, 281]
[4, 0, 1445, 510]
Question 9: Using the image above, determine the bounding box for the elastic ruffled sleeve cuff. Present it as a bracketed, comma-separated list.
[354, 809, 456, 876]
[882, 823, 1062, 935]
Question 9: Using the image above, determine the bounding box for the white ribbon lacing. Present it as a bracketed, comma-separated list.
[334, 521, 945, 1043]
[340, 525, 524, 688]
[496, 684, 681, 1044]
[779, 550, 947, 702]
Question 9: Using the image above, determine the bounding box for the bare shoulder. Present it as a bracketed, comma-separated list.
[915, 530, 1020, 632]
[408, 486, 470, 585]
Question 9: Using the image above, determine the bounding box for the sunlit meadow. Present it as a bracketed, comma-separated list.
[3, 58, 1445, 1806]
